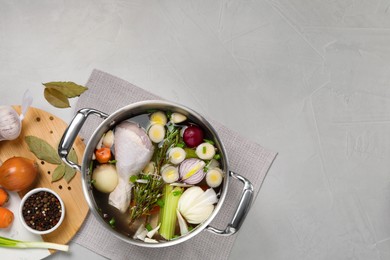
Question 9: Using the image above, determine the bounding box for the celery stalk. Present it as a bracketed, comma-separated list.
[159, 185, 183, 240]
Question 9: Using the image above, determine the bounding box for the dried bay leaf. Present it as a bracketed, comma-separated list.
[64, 165, 76, 183]
[68, 148, 78, 165]
[64, 148, 78, 183]
[44, 88, 70, 108]
[52, 164, 66, 182]
[43, 81, 88, 98]
[25, 136, 62, 164]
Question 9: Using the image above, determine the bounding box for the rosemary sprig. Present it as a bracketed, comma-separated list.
[129, 173, 164, 224]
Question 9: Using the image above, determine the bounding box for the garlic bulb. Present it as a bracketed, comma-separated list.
[0, 106, 22, 141]
[0, 89, 33, 142]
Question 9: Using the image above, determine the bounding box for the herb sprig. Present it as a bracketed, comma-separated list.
[129, 173, 164, 224]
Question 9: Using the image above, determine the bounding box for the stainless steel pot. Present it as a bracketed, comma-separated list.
[58, 100, 253, 247]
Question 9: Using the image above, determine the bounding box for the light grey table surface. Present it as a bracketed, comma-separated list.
[1, 1, 390, 259]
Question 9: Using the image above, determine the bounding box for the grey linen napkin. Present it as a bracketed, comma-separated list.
[73, 69, 277, 260]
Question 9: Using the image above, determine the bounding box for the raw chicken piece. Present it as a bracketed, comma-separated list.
[108, 121, 154, 212]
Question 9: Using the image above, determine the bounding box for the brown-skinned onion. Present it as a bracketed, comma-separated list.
[0, 157, 39, 192]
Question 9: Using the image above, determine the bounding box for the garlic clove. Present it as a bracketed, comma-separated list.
[142, 161, 156, 175]
[171, 113, 187, 124]
[102, 130, 114, 148]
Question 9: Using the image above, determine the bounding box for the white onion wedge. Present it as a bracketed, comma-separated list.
[177, 209, 189, 236]
[177, 186, 218, 224]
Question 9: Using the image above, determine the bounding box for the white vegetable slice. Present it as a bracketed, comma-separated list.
[148, 124, 165, 143]
[171, 112, 187, 124]
[195, 143, 216, 160]
[144, 238, 159, 243]
[137, 229, 148, 241]
[133, 224, 146, 240]
[150, 111, 167, 125]
[168, 147, 186, 164]
[177, 209, 189, 236]
[146, 223, 161, 238]
[102, 130, 114, 148]
[170, 182, 193, 188]
[206, 168, 223, 188]
[92, 164, 118, 193]
[161, 165, 179, 183]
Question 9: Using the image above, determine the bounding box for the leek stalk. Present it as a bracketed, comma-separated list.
[0, 236, 69, 251]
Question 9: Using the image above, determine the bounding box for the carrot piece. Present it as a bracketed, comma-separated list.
[0, 207, 14, 228]
[0, 189, 9, 206]
[147, 205, 160, 215]
[95, 147, 111, 164]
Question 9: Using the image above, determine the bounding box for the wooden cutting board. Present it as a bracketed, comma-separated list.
[0, 106, 88, 251]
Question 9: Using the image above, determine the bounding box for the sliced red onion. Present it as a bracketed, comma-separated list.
[179, 158, 206, 185]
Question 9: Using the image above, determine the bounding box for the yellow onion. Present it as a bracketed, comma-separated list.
[0, 157, 39, 191]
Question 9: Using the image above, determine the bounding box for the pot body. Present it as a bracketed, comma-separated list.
[59, 100, 253, 247]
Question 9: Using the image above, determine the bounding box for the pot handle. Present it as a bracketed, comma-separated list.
[206, 171, 254, 236]
[58, 108, 108, 172]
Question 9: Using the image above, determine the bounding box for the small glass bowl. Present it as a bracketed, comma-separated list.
[19, 188, 65, 235]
